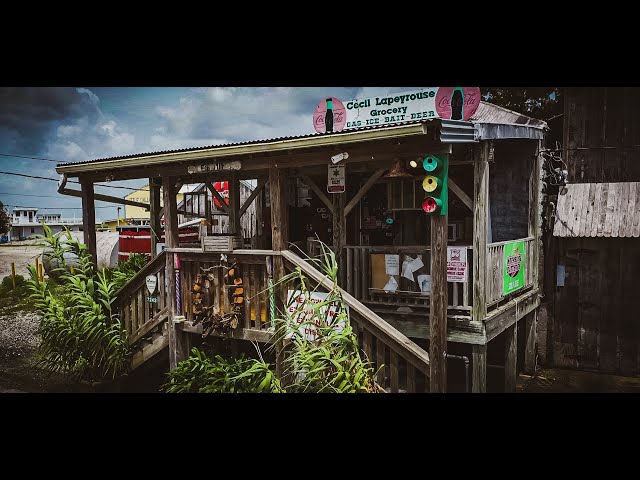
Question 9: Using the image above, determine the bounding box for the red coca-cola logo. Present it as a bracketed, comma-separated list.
[313, 97, 347, 133]
[435, 87, 481, 120]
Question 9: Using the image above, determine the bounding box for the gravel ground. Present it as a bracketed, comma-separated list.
[0, 304, 90, 393]
[0, 240, 44, 278]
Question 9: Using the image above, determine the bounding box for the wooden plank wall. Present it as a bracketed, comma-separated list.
[552, 237, 640, 375]
[565, 87, 640, 183]
[488, 141, 537, 242]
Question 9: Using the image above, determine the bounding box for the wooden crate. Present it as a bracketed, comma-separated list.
[202, 235, 243, 252]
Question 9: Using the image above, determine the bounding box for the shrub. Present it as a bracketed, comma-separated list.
[26, 225, 135, 382]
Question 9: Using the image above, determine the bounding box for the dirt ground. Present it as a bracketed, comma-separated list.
[517, 368, 640, 393]
[0, 240, 43, 278]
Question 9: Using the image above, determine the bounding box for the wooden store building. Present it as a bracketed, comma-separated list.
[55, 88, 547, 392]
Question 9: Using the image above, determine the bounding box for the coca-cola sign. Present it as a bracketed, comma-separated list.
[313, 87, 481, 133]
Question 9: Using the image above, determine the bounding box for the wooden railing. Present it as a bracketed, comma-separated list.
[115, 251, 169, 347]
[282, 250, 430, 393]
[341, 245, 472, 311]
[177, 250, 274, 337]
[486, 236, 535, 306]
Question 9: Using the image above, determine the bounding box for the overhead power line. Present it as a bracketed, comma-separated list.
[0, 170, 148, 192]
[4, 204, 114, 209]
[0, 153, 59, 163]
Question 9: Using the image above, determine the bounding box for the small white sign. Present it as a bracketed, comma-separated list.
[286, 290, 348, 342]
[327, 164, 346, 194]
[417, 274, 432, 294]
[145, 274, 158, 294]
[447, 247, 468, 283]
[385, 254, 400, 276]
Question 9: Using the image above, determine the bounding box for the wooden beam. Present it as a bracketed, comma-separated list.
[80, 180, 97, 268]
[448, 178, 473, 212]
[163, 176, 180, 370]
[204, 185, 212, 235]
[300, 174, 334, 214]
[149, 178, 162, 256]
[430, 214, 448, 392]
[332, 191, 346, 286]
[131, 333, 168, 370]
[269, 166, 289, 380]
[239, 177, 268, 218]
[485, 289, 539, 342]
[228, 173, 240, 235]
[61, 188, 149, 209]
[472, 143, 490, 322]
[206, 182, 231, 214]
[472, 344, 487, 393]
[524, 310, 537, 374]
[504, 323, 517, 393]
[344, 168, 386, 217]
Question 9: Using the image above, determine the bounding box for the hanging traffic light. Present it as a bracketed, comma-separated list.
[421, 154, 448, 215]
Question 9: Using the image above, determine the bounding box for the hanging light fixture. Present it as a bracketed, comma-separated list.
[384, 159, 414, 178]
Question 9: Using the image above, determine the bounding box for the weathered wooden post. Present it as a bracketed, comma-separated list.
[472, 142, 490, 393]
[269, 164, 289, 381]
[80, 179, 97, 268]
[164, 176, 188, 369]
[11, 262, 16, 290]
[149, 177, 162, 257]
[430, 214, 448, 392]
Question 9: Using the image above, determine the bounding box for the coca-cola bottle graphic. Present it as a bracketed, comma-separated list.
[450, 87, 464, 120]
[325, 98, 334, 132]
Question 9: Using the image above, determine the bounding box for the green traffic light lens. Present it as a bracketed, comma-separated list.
[423, 155, 438, 172]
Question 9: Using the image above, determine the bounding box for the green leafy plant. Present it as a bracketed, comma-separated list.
[163, 347, 283, 393]
[164, 240, 380, 393]
[26, 225, 137, 382]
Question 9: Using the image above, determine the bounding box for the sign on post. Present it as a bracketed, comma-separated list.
[146, 274, 158, 294]
[503, 240, 525, 294]
[447, 247, 467, 283]
[327, 164, 346, 193]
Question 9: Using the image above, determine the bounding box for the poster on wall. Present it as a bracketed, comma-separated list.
[503, 240, 526, 295]
[447, 247, 467, 283]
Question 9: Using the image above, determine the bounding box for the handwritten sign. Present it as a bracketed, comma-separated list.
[286, 290, 348, 342]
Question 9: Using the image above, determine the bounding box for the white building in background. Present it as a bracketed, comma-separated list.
[11, 207, 83, 240]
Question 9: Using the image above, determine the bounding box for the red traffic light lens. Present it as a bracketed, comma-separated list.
[422, 197, 441, 214]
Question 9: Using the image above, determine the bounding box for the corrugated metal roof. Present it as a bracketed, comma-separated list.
[56, 101, 546, 169]
[553, 182, 640, 238]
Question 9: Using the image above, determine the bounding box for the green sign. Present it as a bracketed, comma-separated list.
[503, 240, 525, 295]
[147, 296, 159, 303]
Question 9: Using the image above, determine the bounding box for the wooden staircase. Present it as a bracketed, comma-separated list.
[115, 249, 431, 392]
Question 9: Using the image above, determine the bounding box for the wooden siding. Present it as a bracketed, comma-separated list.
[553, 182, 640, 238]
[565, 87, 640, 183]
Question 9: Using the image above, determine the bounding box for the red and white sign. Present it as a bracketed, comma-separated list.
[327, 164, 346, 194]
[313, 97, 347, 134]
[447, 246, 468, 283]
[212, 181, 229, 209]
[286, 290, 349, 342]
[435, 87, 481, 121]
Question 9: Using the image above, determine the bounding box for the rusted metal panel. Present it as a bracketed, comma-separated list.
[553, 182, 640, 237]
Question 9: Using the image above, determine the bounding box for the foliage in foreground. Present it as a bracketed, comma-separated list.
[164, 241, 380, 393]
[26, 225, 145, 382]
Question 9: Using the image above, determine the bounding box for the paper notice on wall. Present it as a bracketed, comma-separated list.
[417, 274, 431, 294]
[383, 275, 398, 293]
[447, 247, 468, 283]
[401, 255, 424, 282]
[385, 254, 400, 275]
[401, 257, 415, 281]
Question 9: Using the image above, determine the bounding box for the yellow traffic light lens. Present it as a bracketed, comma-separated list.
[422, 175, 438, 192]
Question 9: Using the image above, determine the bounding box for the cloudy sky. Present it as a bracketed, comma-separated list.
[0, 86, 418, 222]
